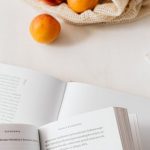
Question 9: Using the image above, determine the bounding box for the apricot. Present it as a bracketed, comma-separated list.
[67, 0, 99, 13]
[40, 0, 64, 6]
[30, 14, 61, 44]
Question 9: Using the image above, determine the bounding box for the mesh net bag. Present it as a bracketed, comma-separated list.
[25, 0, 150, 25]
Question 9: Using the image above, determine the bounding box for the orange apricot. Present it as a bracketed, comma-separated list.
[67, 0, 99, 13]
[30, 14, 61, 44]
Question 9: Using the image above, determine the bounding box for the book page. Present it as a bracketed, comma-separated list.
[129, 115, 142, 150]
[0, 124, 39, 150]
[0, 63, 66, 126]
[39, 108, 123, 150]
[59, 82, 150, 150]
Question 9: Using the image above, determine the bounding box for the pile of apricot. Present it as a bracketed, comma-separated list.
[30, 0, 100, 44]
[41, 0, 99, 13]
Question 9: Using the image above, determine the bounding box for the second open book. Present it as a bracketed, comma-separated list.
[0, 107, 140, 150]
[0, 63, 143, 149]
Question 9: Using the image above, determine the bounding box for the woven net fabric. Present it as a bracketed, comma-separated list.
[25, 0, 150, 25]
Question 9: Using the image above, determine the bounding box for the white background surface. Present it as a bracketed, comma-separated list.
[0, 1, 150, 149]
[0, 0, 150, 98]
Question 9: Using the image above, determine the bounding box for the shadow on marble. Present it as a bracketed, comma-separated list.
[141, 124, 150, 150]
[50, 22, 91, 47]
[46, 16, 150, 48]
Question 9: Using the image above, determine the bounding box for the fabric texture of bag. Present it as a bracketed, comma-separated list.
[25, 0, 150, 25]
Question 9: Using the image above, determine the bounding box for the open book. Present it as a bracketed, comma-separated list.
[0, 107, 140, 150]
[0, 63, 149, 149]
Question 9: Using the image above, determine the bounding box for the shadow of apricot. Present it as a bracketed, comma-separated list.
[46, 16, 150, 48]
[92, 15, 150, 30]
[51, 22, 91, 47]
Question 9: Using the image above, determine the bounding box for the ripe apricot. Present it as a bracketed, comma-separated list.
[30, 14, 61, 44]
[40, 0, 64, 6]
[67, 0, 99, 13]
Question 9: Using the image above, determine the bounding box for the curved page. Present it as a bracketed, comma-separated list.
[0, 124, 39, 150]
[0, 63, 66, 126]
[39, 108, 124, 150]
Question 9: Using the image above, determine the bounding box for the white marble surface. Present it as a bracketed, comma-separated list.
[0, 0, 150, 98]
